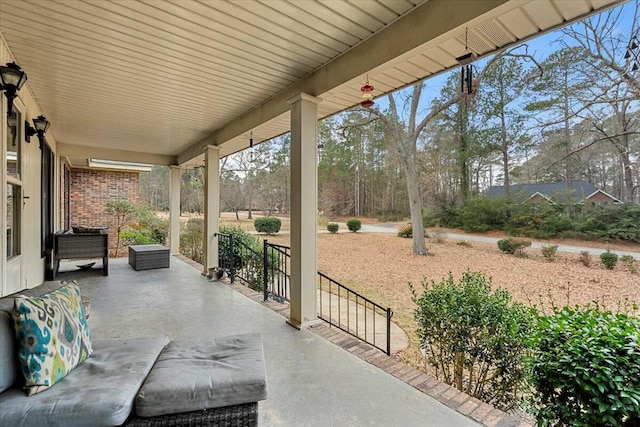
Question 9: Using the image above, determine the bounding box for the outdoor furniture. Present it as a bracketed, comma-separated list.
[130, 334, 267, 426]
[54, 229, 109, 278]
[0, 282, 268, 427]
[128, 245, 170, 271]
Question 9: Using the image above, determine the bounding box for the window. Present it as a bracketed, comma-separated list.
[5, 110, 21, 180]
[6, 184, 20, 258]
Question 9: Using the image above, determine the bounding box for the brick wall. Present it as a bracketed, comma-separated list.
[68, 168, 140, 252]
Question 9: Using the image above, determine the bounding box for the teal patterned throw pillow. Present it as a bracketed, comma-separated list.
[12, 282, 93, 395]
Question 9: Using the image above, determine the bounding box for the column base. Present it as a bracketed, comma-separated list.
[286, 317, 323, 330]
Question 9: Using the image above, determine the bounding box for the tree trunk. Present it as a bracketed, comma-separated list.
[404, 156, 428, 255]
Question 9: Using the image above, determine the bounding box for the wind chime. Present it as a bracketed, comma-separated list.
[625, 32, 640, 72]
[249, 131, 255, 163]
[456, 28, 476, 95]
[360, 76, 375, 108]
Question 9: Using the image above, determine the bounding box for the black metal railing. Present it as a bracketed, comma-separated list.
[215, 234, 393, 355]
[263, 240, 290, 303]
[216, 232, 263, 291]
[317, 272, 392, 355]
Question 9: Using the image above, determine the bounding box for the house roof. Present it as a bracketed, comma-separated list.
[487, 181, 600, 200]
[0, 0, 624, 168]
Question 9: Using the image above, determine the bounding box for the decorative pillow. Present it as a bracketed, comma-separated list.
[12, 282, 93, 395]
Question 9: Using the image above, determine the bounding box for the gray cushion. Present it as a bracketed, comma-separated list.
[0, 282, 67, 394]
[0, 336, 168, 427]
[135, 334, 267, 418]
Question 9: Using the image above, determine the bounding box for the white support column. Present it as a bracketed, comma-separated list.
[169, 166, 181, 254]
[287, 93, 321, 329]
[203, 146, 220, 275]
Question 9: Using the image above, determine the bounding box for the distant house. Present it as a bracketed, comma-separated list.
[486, 181, 622, 205]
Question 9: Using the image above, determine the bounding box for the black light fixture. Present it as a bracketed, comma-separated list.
[456, 28, 475, 95]
[0, 62, 27, 116]
[29, 115, 50, 148]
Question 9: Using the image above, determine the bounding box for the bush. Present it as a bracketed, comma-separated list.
[459, 197, 509, 232]
[600, 250, 619, 270]
[541, 244, 558, 261]
[397, 223, 412, 238]
[327, 223, 339, 234]
[580, 250, 592, 267]
[180, 218, 204, 265]
[528, 304, 640, 426]
[137, 206, 168, 245]
[620, 255, 638, 274]
[497, 237, 531, 256]
[346, 218, 361, 232]
[254, 217, 281, 234]
[218, 225, 264, 290]
[456, 240, 472, 247]
[411, 271, 534, 411]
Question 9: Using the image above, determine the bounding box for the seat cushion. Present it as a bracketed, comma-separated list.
[12, 282, 93, 395]
[135, 334, 267, 418]
[0, 337, 168, 427]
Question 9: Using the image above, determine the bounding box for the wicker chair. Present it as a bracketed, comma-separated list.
[54, 230, 109, 277]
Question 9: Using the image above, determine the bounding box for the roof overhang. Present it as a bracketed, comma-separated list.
[0, 0, 626, 167]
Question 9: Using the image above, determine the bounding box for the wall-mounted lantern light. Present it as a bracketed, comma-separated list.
[26, 115, 50, 148]
[0, 62, 27, 116]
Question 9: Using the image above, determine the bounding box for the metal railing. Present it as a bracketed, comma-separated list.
[215, 234, 393, 355]
[216, 232, 263, 291]
[263, 240, 290, 303]
[317, 272, 392, 355]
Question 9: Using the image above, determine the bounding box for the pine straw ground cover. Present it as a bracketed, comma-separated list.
[261, 230, 640, 369]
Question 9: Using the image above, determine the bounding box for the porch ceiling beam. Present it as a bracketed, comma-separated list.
[57, 143, 176, 166]
[177, 0, 511, 165]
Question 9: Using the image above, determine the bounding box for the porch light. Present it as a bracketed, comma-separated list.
[360, 76, 375, 108]
[32, 115, 50, 148]
[0, 62, 27, 116]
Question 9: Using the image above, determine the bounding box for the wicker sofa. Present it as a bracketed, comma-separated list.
[0, 282, 267, 426]
[54, 229, 109, 278]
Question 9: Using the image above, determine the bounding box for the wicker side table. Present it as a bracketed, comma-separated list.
[128, 245, 170, 271]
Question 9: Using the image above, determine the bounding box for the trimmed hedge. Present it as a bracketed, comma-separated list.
[346, 218, 361, 232]
[254, 217, 281, 234]
[327, 223, 339, 234]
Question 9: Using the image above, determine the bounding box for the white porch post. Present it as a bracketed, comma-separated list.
[287, 93, 321, 329]
[203, 146, 220, 275]
[169, 166, 181, 254]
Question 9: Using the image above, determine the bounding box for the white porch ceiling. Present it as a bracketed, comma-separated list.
[0, 0, 625, 168]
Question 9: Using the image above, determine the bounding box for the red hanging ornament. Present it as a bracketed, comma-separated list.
[360, 77, 375, 108]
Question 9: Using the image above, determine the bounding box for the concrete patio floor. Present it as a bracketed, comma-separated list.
[53, 256, 481, 427]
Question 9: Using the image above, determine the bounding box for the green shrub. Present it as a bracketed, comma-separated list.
[411, 271, 534, 411]
[327, 223, 339, 234]
[137, 206, 168, 245]
[528, 304, 640, 426]
[218, 225, 264, 290]
[580, 250, 592, 267]
[459, 197, 509, 232]
[254, 217, 281, 234]
[497, 237, 531, 256]
[541, 244, 558, 261]
[180, 218, 204, 265]
[397, 223, 412, 238]
[600, 250, 619, 270]
[120, 229, 153, 246]
[346, 218, 361, 232]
